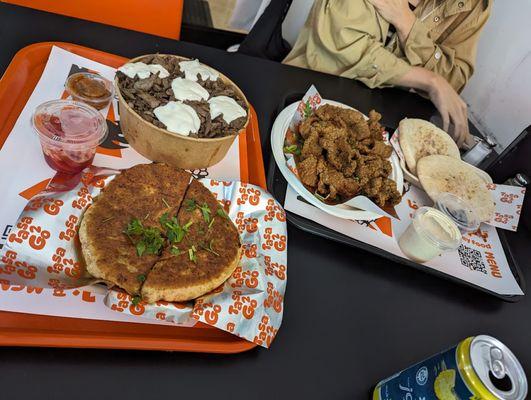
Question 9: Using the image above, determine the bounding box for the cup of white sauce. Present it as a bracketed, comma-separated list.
[398, 206, 462, 263]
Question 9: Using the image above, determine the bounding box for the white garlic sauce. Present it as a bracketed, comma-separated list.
[179, 59, 219, 82]
[208, 96, 246, 124]
[171, 78, 209, 102]
[153, 101, 201, 136]
[118, 62, 170, 79]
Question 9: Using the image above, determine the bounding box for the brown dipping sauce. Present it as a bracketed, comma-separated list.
[66, 72, 112, 110]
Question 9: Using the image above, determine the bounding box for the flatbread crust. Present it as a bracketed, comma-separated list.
[141, 179, 241, 303]
[79, 164, 241, 303]
[417, 155, 495, 222]
[399, 118, 460, 175]
[79, 164, 191, 295]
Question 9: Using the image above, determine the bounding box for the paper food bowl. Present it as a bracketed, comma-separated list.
[115, 54, 250, 170]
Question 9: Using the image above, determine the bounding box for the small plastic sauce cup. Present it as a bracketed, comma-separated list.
[398, 206, 462, 263]
[32, 100, 108, 174]
[65, 72, 113, 110]
[435, 193, 481, 233]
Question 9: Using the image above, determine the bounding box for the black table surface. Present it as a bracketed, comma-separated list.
[0, 4, 529, 399]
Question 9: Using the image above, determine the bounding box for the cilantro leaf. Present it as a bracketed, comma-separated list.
[131, 295, 141, 306]
[125, 218, 144, 236]
[137, 274, 146, 283]
[304, 101, 312, 118]
[283, 145, 301, 156]
[200, 239, 219, 256]
[171, 246, 181, 255]
[199, 203, 211, 223]
[136, 241, 146, 257]
[142, 227, 165, 255]
[217, 208, 229, 219]
[125, 218, 164, 257]
[184, 199, 196, 212]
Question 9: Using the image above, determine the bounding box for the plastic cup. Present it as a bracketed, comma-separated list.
[398, 206, 462, 263]
[31, 100, 108, 174]
[435, 192, 481, 233]
[65, 72, 113, 110]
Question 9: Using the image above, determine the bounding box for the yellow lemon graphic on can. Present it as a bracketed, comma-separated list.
[434, 369, 458, 400]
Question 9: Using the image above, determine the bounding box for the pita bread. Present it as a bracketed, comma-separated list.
[417, 155, 495, 222]
[399, 118, 460, 175]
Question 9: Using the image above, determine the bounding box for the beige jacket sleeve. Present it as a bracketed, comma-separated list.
[285, 0, 411, 88]
[397, 1, 491, 92]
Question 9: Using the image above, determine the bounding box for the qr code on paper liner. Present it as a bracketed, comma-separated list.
[457, 245, 487, 274]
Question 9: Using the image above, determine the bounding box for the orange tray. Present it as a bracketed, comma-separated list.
[0, 42, 266, 353]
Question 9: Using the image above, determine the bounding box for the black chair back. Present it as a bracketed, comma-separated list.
[238, 0, 294, 61]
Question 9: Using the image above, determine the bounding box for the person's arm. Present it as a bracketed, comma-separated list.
[393, 66, 475, 148]
[368, 0, 491, 92]
[301, 0, 413, 88]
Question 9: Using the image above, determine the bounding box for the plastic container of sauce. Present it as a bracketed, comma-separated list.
[32, 100, 108, 174]
[398, 206, 462, 263]
[65, 72, 113, 110]
[435, 193, 481, 233]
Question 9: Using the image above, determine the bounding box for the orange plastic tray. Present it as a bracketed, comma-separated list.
[2, 1, 184, 40]
[0, 42, 266, 352]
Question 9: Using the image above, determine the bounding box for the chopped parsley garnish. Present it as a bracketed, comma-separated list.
[200, 239, 219, 257]
[131, 295, 141, 306]
[216, 208, 229, 219]
[188, 245, 197, 263]
[184, 199, 197, 211]
[159, 213, 192, 244]
[125, 218, 144, 236]
[283, 144, 301, 156]
[124, 218, 164, 257]
[198, 203, 211, 223]
[136, 241, 146, 256]
[303, 101, 313, 118]
[137, 274, 146, 283]
[171, 246, 181, 255]
[138, 227, 165, 256]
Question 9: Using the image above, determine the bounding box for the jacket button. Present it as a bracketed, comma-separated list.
[372, 64, 379, 70]
[434, 16, 440, 22]
[458, 1, 465, 7]
[434, 51, 442, 60]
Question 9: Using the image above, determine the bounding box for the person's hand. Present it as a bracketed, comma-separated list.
[367, 0, 416, 43]
[427, 73, 471, 148]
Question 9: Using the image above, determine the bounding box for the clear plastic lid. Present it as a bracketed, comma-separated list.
[65, 72, 113, 105]
[412, 206, 462, 251]
[31, 100, 108, 148]
[435, 193, 481, 233]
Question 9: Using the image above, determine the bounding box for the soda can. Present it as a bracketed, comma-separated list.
[373, 335, 527, 400]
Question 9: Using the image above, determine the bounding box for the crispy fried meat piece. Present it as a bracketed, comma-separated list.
[298, 155, 319, 187]
[371, 141, 393, 159]
[301, 130, 322, 159]
[316, 159, 360, 199]
[299, 116, 319, 139]
[293, 104, 401, 206]
[368, 109, 384, 140]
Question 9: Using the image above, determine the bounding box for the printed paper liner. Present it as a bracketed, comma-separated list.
[1, 167, 287, 348]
